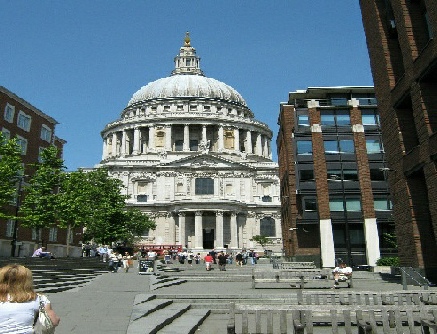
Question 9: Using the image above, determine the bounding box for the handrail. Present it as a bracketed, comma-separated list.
[399, 266, 431, 290]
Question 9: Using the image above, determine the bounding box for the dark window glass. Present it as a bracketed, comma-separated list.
[300, 169, 314, 181]
[190, 139, 198, 151]
[175, 140, 183, 151]
[304, 198, 317, 211]
[260, 217, 275, 237]
[262, 195, 272, 202]
[370, 169, 385, 181]
[137, 195, 148, 202]
[195, 178, 214, 195]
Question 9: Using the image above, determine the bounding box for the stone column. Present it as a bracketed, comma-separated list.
[218, 125, 224, 151]
[148, 125, 155, 150]
[121, 130, 127, 156]
[195, 211, 203, 249]
[364, 218, 381, 266]
[202, 124, 207, 143]
[183, 124, 190, 151]
[234, 127, 240, 152]
[112, 132, 117, 157]
[215, 211, 224, 248]
[102, 138, 107, 160]
[320, 219, 336, 267]
[263, 135, 269, 158]
[178, 212, 186, 248]
[246, 130, 252, 154]
[230, 212, 238, 248]
[133, 127, 140, 155]
[165, 125, 172, 151]
[256, 133, 262, 155]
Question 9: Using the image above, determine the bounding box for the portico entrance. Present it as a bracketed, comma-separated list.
[203, 228, 214, 249]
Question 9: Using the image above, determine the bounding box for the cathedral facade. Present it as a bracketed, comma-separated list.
[98, 34, 282, 252]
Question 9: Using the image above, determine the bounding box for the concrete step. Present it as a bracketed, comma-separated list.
[157, 309, 210, 334]
[127, 303, 191, 334]
[130, 298, 174, 321]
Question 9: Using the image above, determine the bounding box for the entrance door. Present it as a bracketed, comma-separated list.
[203, 229, 214, 249]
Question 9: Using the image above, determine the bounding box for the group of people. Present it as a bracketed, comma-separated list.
[108, 251, 132, 273]
[32, 246, 55, 259]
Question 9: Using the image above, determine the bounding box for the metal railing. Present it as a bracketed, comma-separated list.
[399, 266, 432, 290]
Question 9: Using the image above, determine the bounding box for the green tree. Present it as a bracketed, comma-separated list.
[0, 133, 23, 219]
[79, 168, 156, 245]
[250, 235, 273, 249]
[19, 146, 64, 233]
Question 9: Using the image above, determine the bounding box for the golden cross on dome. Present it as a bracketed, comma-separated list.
[184, 31, 191, 46]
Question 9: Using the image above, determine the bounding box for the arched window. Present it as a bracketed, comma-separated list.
[260, 217, 275, 237]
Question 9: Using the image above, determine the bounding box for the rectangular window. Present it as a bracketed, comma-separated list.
[298, 115, 310, 127]
[304, 198, 317, 211]
[329, 198, 344, 211]
[49, 227, 57, 242]
[361, 109, 380, 125]
[345, 198, 362, 211]
[370, 168, 385, 181]
[4, 104, 15, 123]
[41, 125, 52, 142]
[1, 128, 10, 140]
[300, 169, 314, 181]
[175, 140, 183, 151]
[32, 228, 41, 241]
[343, 169, 358, 181]
[6, 220, 15, 237]
[374, 198, 393, 211]
[296, 140, 312, 155]
[321, 112, 335, 126]
[17, 111, 31, 132]
[339, 139, 355, 153]
[190, 139, 198, 151]
[366, 139, 383, 154]
[195, 178, 214, 195]
[137, 195, 148, 202]
[324, 140, 338, 154]
[16, 136, 27, 155]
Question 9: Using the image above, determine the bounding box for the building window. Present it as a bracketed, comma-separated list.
[374, 198, 393, 211]
[327, 169, 358, 181]
[324, 139, 354, 154]
[297, 115, 310, 127]
[329, 197, 361, 211]
[4, 104, 15, 123]
[296, 140, 313, 155]
[49, 227, 57, 242]
[321, 109, 350, 126]
[370, 168, 385, 181]
[361, 109, 380, 126]
[190, 139, 198, 151]
[17, 111, 31, 132]
[41, 125, 52, 142]
[6, 220, 15, 237]
[1, 128, 10, 140]
[16, 136, 27, 155]
[366, 138, 384, 154]
[260, 217, 275, 237]
[137, 195, 148, 202]
[195, 178, 214, 195]
[175, 140, 183, 151]
[299, 169, 314, 181]
[262, 195, 272, 202]
[38, 147, 45, 162]
[304, 198, 317, 211]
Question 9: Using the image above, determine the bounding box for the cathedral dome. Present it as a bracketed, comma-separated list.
[127, 32, 247, 108]
[127, 75, 247, 107]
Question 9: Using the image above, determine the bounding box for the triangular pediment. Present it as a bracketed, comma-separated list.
[158, 153, 253, 169]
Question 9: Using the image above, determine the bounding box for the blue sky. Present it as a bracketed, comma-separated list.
[1, 1, 373, 170]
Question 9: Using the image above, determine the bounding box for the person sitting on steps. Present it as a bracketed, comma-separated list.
[332, 262, 352, 289]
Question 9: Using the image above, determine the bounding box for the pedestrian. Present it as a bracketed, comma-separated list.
[108, 252, 119, 272]
[332, 263, 353, 289]
[204, 253, 214, 271]
[0, 263, 61, 332]
[187, 251, 194, 266]
[194, 253, 201, 264]
[122, 252, 131, 273]
[218, 252, 227, 271]
[99, 245, 108, 262]
[235, 252, 243, 267]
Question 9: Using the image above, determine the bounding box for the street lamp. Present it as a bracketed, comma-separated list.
[10, 175, 25, 257]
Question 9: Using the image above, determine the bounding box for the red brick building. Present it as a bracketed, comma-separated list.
[277, 87, 395, 268]
[360, 0, 437, 280]
[0, 86, 81, 257]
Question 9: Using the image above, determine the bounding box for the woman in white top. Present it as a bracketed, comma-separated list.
[0, 263, 60, 333]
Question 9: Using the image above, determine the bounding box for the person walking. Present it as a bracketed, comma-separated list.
[235, 252, 243, 267]
[204, 253, 214, 271]
[0, 263, 60, 332]
[217, 252, 227, 271]
[122, 252, 131, 273]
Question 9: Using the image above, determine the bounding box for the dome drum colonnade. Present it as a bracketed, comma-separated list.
[99, 33, 282, 252]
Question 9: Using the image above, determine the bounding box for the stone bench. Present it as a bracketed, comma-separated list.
[251, 268, 351, 289]
[226, 303, 437, 334]
[273, 261, 316, 270]
[297, 290, 437, 306]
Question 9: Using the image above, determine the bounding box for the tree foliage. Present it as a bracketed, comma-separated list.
[0, 133, 23, 218]
[19, 146, 64, 228]
[250, 235, 273, 248]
